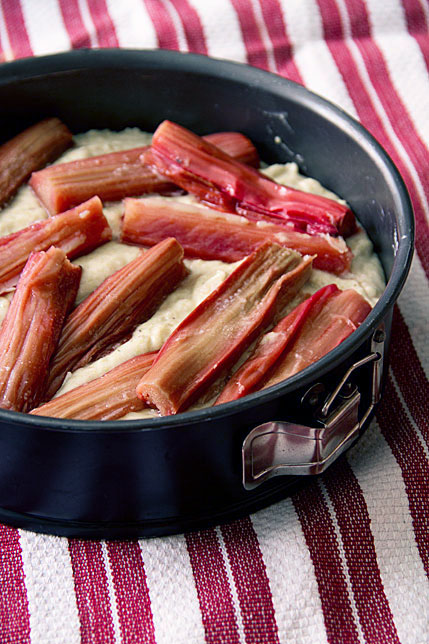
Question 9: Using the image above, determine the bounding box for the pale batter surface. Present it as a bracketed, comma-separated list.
[0, 129, 386, 419]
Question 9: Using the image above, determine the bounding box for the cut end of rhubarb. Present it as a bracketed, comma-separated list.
[0, 118, 73, 208]
[136, 383, 174, 416]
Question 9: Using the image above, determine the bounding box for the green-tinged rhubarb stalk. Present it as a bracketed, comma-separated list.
[31, 352, 157, 420]
[30, 131, 259, 214]
[216, 284, 371, 404]
[0, 196, 112, 295]
[44, 237, 187, 400]
[121, 197, 352, 274]
[0, 118, 72, 208]
[136, 242, 313, 415]
[150, 120, 357, 237]
[0, 248, 81, 412]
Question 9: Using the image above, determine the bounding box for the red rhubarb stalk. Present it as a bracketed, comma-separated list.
[150, 120, 356, 237]
[0, 117, 73, 208]
[121, 197, 352, 274]
[0, 248, 81, 412]
[216, 284, 371, 403]
[44, 238, 187, 399]
[0, 196, 112, 295]
[30, 131, 259, 214]
[31, 351, 157, 420]
[136, 242, 313, 415]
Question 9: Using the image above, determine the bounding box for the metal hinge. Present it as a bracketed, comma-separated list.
[242, 326, 385, 490]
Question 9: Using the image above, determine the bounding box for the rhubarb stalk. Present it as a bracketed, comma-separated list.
[31, 352, 157, 420]
[0, 248, 81, 412]
[0, 196, 112, 295]
[0, 117, 73, 208]
[216, 284, 371, 404]
[44, 237, 187, 399]
[150, 120, 357, 237]
[136, 242, 313, 415]
[30, 131, 259, 214]
[121, 196, 352, 274]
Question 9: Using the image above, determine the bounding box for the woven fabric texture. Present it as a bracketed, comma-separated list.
[0, 0, 428, 642]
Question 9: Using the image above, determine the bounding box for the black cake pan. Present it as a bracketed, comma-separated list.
[0, 50, 414, 538]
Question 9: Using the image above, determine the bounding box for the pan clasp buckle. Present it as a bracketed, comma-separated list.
[242, 326, 385, 489]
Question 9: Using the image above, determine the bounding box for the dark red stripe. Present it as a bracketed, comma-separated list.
[58, 0, 92, 49]
[87, 0, 119, 47]
[390, 305, 429, 446]
[316, 0, 429, 282]
[376, 375, 429, 577]
[323, 460, 400, 643]
[143, 0, 180, 50]
[221, 517, 280, 644]
[0, 526, 31, 644]
[68, 540, 115, 644]
[230, 0, 270, 70]
[403, 0, 429, 70]
[106, 541, 156, 644]
[186, 529, 241, 643]
[168, 0, 208, 54]
[292, 481, 360, 643]
[0, 0, 32, 59]
[257, 0, 302, 82]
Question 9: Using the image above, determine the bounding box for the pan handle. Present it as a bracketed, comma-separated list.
[242, 325, 385, 490]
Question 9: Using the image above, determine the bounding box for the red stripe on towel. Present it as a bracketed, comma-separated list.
[186, 529, 241, 643]
[87, 0, 119, 47]
[292, 482, 360, 643]
[230, 0, 270, 70]
[221, 517, 280, 644]
[0, 526, 30, 644]
[143, 0, 180, 50]
[58, 0, 92, 48]
[376, 376, 429, 578]
[257, 0, 302, 82]
[403, 0, 429, 70]
[316, 0, 429, 281]
[0, 0, 32, 59]
[168, 0, 208, 54]
[106, 541, 156, 644]
[68, 540, 115, 644]
[323, 460, 401, 643]
[390, 306, 429, 447]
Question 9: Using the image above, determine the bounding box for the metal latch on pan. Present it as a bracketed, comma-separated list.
[242, 326, 385, 490]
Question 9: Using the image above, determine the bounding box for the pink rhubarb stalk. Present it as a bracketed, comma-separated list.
[31, 351, 157, 420]
[30, 131, 259, 214]
[0, 117, 73, 208]
[136, 242, 313, 415]
[44, 238, 187, 399]
[0, 196, 112, 295]
[150, 120, 356, 237]
[121, 196, 352, 274]
[216, 284, 371, 403]
[0, 248, 81, 412]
